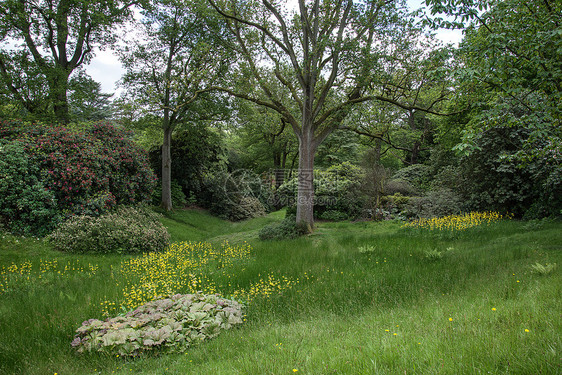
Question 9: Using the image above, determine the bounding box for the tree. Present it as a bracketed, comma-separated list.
[0, 49, 50, 119]
[119, 0, 230, 210]
[234, 99, 298, 181]
[209, 0, 428, 231]
[345, 33, 455, 166]
[425, 0, 562, 161]
[0, 0, 135, 123]
[68, 71, 113, 121]
[425, 0, 562, 217]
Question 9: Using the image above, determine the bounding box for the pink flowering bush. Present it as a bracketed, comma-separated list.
[0, 120, 157, 236]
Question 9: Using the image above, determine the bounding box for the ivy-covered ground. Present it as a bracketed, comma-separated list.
[0, 209, 560, 374]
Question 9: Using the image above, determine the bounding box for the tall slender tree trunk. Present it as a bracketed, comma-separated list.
[50, 73, 71, 124]
[373, 138, 382, 165]
[410, 141, 420, 165]
[407, 110, 420, 164]
[296, 128, 316, 232]
[161, 124, 173, 211]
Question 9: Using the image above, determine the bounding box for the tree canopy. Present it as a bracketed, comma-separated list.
[0, 0, 136, 123]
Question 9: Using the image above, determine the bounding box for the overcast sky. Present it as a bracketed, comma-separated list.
[86, 0, 462, 96]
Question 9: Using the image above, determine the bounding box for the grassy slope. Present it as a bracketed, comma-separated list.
[0, 210, 560, 374]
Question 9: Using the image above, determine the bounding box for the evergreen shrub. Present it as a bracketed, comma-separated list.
[258, 215, 308, 240]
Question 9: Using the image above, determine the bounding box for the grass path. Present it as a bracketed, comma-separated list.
[0, 210, 560, 374]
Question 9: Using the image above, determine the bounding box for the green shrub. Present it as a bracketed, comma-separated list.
[405, 188, 463, 219]
[381, 193, 411, 209]
[383, 178, 417, 196]
[258, 216, 308, 241]
[149, 124, 226, 202]
[0, 140, 61, 236]
[236, 197, 266, 219]
[391, 164, 432, 191]
[71, 293, 244, 357]
[459, 127, 546, 217]
[0, 120, 156, 236]
[277, 163, 366, 220]
[48, 206, 170, 254]
[319, 210, 349, 221]
[152, 180, 187, 208]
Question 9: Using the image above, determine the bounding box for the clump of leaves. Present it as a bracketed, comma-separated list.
[530, 262, 557, 275]
[358, 245, 377, 254]
[423, 247, 454, 261]
[72, 293, 244, 356]
[423, 249, 444, 261]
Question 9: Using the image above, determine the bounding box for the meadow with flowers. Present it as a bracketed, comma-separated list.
[0, 209, 560, 374]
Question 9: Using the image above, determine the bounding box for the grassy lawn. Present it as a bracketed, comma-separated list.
[1, 210, 560, 374]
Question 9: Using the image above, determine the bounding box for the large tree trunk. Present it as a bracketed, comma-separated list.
[410, 140, 420, 165]
[296, 129, 316, 232]
[51, 74, 71, 124]
[161, 125, 173, 211]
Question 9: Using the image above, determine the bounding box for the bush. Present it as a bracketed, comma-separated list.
[48, 206, 170, 254]
[0, 120, 156, 235]
[383, 179, 418, 196]
[405, 188, 463, 219]
[258, 216, 309, 241]
[459, 127, 549, 217]
[319, 210, 349, 221]
[149, 124, 226, 202]
[391, 164, 432, 191]
[236, 197, 266, 219]
[0, 140, 61, 236]
[71, 293, 244, 357]
[151, 180, 187, 208]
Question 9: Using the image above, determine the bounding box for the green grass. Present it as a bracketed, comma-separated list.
[0, 211, 560, 374]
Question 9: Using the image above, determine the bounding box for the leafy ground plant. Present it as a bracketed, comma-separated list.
[530, 262, 557, 275]
[72, 293, 244, 357]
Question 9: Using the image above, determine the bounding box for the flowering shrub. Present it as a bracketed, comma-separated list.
[72, 293, 244, 357]
[0, 120, 156, 235]
[48, 206, 170, 254]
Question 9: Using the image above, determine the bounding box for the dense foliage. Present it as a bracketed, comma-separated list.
[48, 206, 169, 254]
[0, 120, 156, 235]
[278, 162, 366, 220]
[0, 140, 59, 236]
[258, 215, 309, 241]
[48, 205, 169, 254]
[0, 0, 134, 123]
[149, 124, 226, 201]
[72, 293, 244, 356]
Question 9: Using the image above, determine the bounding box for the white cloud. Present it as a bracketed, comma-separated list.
[87, 50, 125, 95]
